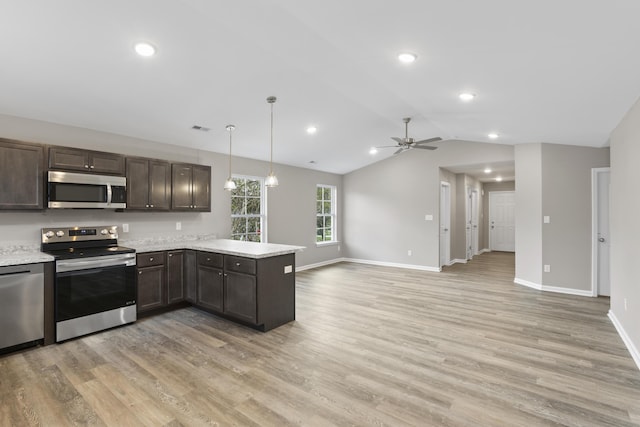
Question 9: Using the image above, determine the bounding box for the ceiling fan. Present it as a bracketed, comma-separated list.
[378, 117, 442, 155]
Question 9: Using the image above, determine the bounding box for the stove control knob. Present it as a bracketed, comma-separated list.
[100, 229, 108, 235]
[45, 231, 54, 238]
[109, 229, 117, 235]
[56, 230, 65, 237]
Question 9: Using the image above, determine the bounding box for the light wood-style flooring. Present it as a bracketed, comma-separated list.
[1, 252, 639, 426]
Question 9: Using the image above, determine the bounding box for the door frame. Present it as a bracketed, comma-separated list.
[488, 190, 515, 252]
[440, 181, 451, 268]
[591, 167, 610, 297]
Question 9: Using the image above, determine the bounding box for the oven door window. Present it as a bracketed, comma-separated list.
[49, 182, 108, 203]
[56, 265, 136, 321]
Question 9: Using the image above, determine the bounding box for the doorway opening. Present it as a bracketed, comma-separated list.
[591, 167, 610, 297]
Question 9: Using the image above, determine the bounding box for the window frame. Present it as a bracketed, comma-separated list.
[316, 184, 337, 245]
[230, 175, 267, 243]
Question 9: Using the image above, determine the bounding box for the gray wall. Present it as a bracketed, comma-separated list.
[609, 96, 640, 364]
[540, 144, 609, 290]
[515, 144, 543, 285]
[481, 180, 515, 250]
[343, 140, 514, 269]
[0, 114, 342, 268]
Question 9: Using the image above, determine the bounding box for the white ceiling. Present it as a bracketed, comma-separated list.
[1, 1, 638, 175]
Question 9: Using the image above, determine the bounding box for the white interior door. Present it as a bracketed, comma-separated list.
[440, 182, 451, 267]
[466, 187, 472, 259]
[593, 168, 610, 296]
[489, 191, 515, 252]
[471, 190, 479, 256]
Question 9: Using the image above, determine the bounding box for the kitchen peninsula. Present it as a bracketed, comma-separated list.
[126, 238, 304, 332]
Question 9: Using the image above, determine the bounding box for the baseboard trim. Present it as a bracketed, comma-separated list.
[514, 278, 595, 297]
[342, 258, 441, 272]
[451, 258, 467, 265]
[514, 278, 542, 290]
[296, 258, 345, 272]
[608, 310, 640, 372]
[479, 248, 491, 254]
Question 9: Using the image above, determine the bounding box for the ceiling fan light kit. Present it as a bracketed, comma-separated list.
[377, 117, 442, 155]
[265, 96, 279, 188]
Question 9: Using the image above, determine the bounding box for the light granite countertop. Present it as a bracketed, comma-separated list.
[123, 237, 305, 259]
[0, 244, 54, 267]
[0, 237, 304, 267]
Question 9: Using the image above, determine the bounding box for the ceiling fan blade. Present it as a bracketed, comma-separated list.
[412, 145, 438, 150]
[376, 145, 400, 148]
[391, 137, 404, 144]
[414, 137, 443, 145]
[393, 147, 405, 155]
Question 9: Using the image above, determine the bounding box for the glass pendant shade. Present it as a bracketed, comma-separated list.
[266, 96, 278, 187]
[224, 124, 236, 191]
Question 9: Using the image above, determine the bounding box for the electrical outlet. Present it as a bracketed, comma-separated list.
[425, 214, 433, 221]
[338, 245, 341, 251]
[544, 264, 551, 273]
[408, 250, 412, 256]
[176, 222, 182, 231]
[284, 265, 293, 274]
[543, 216, 550, 224]
[122, 223, 129, 233]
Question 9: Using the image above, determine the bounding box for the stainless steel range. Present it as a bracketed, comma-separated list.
[41, 225, 136, 342]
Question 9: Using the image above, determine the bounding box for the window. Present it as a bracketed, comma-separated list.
[316, 184, 336, 243]
[231, 176, 265, 242]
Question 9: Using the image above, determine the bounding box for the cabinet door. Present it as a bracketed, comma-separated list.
[149, 160, 171, 210]
[192, 165, 211, 212]
[171, 164, 193, 210]
[126, 157, 150, 209]
[224, 271, 257, 324]
[196, 264, 223, 312]
[49, 147, 90, 171]
[184, 251, 197, 303]
[0, 139, 44, 209]
[89, 151, 125, 175]
[166, 251, 184, 304]
[137, 265, 165, 312]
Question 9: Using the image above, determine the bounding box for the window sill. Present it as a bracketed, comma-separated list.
[316, 241, 340, 247]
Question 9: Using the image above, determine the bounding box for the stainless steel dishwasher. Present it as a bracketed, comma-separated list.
[0, 263, 44, 351]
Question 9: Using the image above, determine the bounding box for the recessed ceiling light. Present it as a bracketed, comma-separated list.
[134, 42, 156, 57]
[496, 176, 503, 182]
[488, 133, 499, 139]
[484, 168, 492, 174]
[369, 147, 378, 155]
[398, 53, 417, 64]
[306, 126, 317, 134]
[459, 92, 476, 101]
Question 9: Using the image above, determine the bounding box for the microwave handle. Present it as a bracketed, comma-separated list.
[107, 184, 112, 205]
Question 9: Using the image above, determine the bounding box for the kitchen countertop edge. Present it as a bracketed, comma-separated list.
[125, 239, 305, 259]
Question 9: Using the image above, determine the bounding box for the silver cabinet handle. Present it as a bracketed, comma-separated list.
[90, 165, 95, 169]
[149, 257, 154, 261]
[218, 272, 223, 276]
[236, 262, 241, 266]
[150, 204, 154, 208]
[139, 271, 142, 275]
[146, 204, 149, 208]
[84, 165, 89, 168]
[169, 254, 173, 257]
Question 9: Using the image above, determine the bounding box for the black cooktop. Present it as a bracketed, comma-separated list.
[43, 245, 135, 260]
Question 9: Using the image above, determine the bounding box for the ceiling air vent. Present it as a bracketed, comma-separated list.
[191, 125, 210, 132]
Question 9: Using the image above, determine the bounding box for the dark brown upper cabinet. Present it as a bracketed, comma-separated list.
[126, 157, 171, 210]
[49, 147, 125, 176]
[171, 163, 211, 212]
[0, 138, 45, 210]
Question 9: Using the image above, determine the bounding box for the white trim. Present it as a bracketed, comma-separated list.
[451, 258, 467, 264]
[608, 310, 640, 371]
[514, 278, 595, 296]
[514, 278, 542, 290]
[296, 258, 345, 272]
[591, 167, 610, 297]
[343, 258, 441, 272]
[316, 241, 340, 247]
[479, 248, 491, 254]
[440, 181, 452, 268]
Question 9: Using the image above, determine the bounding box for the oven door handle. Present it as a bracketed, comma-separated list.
[107, 183, 113, 205]
[56, 255, 136, 272]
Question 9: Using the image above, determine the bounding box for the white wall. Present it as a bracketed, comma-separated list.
[609, 96, 640, 368]
[0, 114, 342, 268]
[343, 140, 514, 269]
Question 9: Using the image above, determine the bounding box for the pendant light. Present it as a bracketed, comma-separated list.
[223, 124, 237, 191]
[265, 96, 279, 187]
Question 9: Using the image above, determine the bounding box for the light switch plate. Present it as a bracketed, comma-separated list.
[176, 222, 182, 230]
[543, 216, 550, 223]
[122, 223, 129, 233]
[425, 214, 433, 221]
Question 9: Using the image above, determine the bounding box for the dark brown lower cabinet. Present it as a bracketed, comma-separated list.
[137, 264, 165, 312]
[196, 252, 224, 312]
[166, 250, 184, 304]
[184, 250, 197, 303]
[224, 271, 257, 324]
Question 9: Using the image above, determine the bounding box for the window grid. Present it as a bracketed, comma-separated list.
[231, 176, 265, 242]
[317, 185, 336, 243]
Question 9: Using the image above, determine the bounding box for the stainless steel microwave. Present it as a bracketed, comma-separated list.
[47, 171, 126, 209]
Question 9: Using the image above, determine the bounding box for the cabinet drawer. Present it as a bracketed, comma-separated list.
[225, 255, 256, 275]
[137, 251, 166, 267]
[197, 252, 223, 268]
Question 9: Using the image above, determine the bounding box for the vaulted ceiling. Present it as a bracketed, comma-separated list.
[1, 1, 638, 174]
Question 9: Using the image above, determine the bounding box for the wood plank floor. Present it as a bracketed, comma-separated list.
[1, 252, 639, 426]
